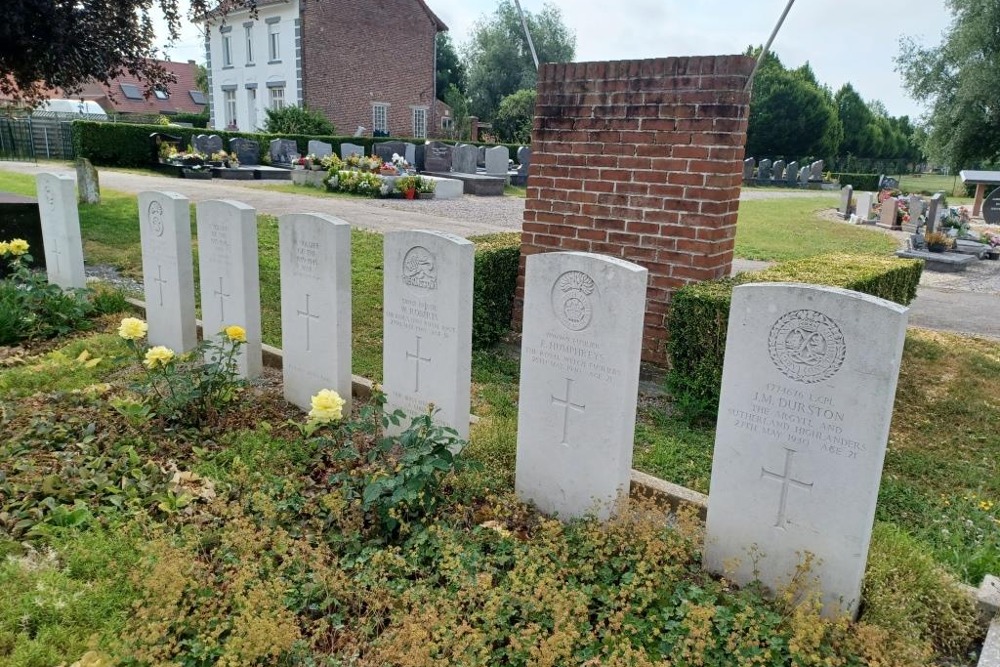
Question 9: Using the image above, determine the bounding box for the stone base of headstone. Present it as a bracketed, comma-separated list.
[421, 175, 463, 200]
[253, 167, 293, 180]
[291, 170, 327, 188]
[423, 171, 504, 196]
[211, 167, 256, 180]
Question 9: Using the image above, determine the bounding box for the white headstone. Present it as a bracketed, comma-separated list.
[195, 200, 262, 378]
[35, 172, 86, 289]
[856, 192, 874, 222]
[704, 283, 908, 618]
[485, 145, 510, 177]
[515, 252, 648, 521]
[879, 197, 898, 228]
[138, 191, 197, 353]
[383, 230, 473, 439]
[279, 213, 352, 413]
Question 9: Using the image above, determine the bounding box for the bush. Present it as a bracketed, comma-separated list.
[470, 233, 520, 349]
[170, 111, 209, 128]
[832, 173, 881, 191]
[263, 104, 335, 135]
[493, 88, 536, 144]
[666, 254, 923, 423]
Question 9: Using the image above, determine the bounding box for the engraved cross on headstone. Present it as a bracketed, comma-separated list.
[297, 293, 320, 352]
[760, 448, 813, 529]
[405, 335, 431, 393]
[551, 377, 586, 447]
[49, 236, 62, 274]
[213, 276, 231, 320]
[153, 264, 168, 307]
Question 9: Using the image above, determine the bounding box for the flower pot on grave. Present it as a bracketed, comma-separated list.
[404, 188, 417, 200]
[418, 192, 434, 200]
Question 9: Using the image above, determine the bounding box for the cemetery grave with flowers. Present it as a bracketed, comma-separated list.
[0, 162, 998, 667]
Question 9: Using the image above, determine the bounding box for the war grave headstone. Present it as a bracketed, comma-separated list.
[383, 230, 473, 439]
[839, 185, 853, 220]
[983, 187, 1000, 226]
[340, 143, 365, 159]
[512, 146, 532, 186]
[856, 192, 874, 223]
[195, 134, 224, 156]
[196, 200, 263, 378]
[743, 158, 755, 181]
[452, 144, 478, 175]
[75, 158, 100, 204]
[879, 197, 899, 228]
[269, 138, 299, 167]
[374, 140, 408, 165]
[138, 191, 197, 353]
[35, 172, 86, 289]
[704, 282, 908, 618]
[925, 193, 944, 232]
[758, 159, 772, 180]
[785, 161, 799, 184]
[810, 160, 824, 181]
[515, 252, 648, 522]
[229, 138, 260, 166]
[424, 141, 454, 173]
[485, 145, 510, 178]
[771, 160, 786, 182]
[307, 140, 333, 158]
[279, 213, 352, 413]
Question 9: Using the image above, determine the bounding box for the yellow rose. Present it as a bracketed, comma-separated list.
[309, 389, 345, 423]
[118, 317, 148, 341]
[0, 241, 9, 256]
[144, 345, 176, 369]
[8, 239, 29, 256]
[224, 325, 247, 343]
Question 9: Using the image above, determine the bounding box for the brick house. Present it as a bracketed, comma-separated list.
[202, 0, 448, 137]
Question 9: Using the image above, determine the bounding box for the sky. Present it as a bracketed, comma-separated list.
[158, 0, 953, 121]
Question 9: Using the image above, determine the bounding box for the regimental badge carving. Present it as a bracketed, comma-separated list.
[147, 200, 164, 237]
[551, 270, 596, 331]
[768, 309, 846, 384]
[43, 183, 55, 209]
[402, 246, 437, 292]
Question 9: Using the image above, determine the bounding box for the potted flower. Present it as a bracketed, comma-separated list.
[925, 230, 952, 253]
[391, 152, 411, 174]
[380, 161, 398, 176]
[395, 175, 419, 199]
[307, 153, 324, 170]
[982, 231, 1000, 260]
[416, 176, 436, 199]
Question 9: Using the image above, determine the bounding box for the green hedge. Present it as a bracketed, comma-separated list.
[470, 233, 521, 349]
[71, 121, 525, 169]
[666, 254, 924, 423]
[832, 173, 882, 191]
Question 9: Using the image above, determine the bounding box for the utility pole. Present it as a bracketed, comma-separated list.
[512, 0, 540, 70]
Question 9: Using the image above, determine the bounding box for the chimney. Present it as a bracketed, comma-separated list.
[188, 60, 196, 65]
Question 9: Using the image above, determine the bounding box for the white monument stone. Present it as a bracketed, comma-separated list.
[704, 283, 908, 618]
[196, 200, 262, 378]
[35, 172, 86, 289]
[515, 252, 648, 522]
[138, 191, 197, 353]
[383, 230, 473, 438]
[879, 196, 898, 228]
[279, 212, 352, 413]
[855, 192, 874, 222]
[485, 145, 509, 178]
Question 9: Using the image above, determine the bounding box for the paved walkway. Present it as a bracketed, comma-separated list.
[1, 162, 995, 341]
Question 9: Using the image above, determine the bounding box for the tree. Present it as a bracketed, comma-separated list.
[835, 84, 878, 157]
[436, 32, 465, 102]
[194, 63, 209, 94]
[463, 0, 575, 121]
[493, 88, 535, 144]
[0, 0, 211, 107]
[896, 0, 1000, 170]
[263, 105, 335, 135]
[442, 84, 470, 141]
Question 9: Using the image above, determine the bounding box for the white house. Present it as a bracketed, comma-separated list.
[202, 0, 302, 132]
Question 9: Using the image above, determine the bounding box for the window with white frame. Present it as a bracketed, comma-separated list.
[269, 86, 285, 110]
[268, 22, 280, 61]
[223, 90, 237, 127]
[372, 103, 388, 135]
[412, 108, 427, 139]
[245, 25, 254, 64]
[222, 34, 233, 67]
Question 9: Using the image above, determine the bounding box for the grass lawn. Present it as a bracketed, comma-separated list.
[898, 173, 968, 198]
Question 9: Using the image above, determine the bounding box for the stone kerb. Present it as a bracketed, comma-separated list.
[516, 55, 755, 363]
[515, 251, 648, 521]
[704, 283, 908, 618]
[279, 212, 352, 413]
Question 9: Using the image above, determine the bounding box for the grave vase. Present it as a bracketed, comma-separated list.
[404, 187, 416, 200]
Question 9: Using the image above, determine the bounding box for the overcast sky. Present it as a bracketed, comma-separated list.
[160, 0, 953, 121]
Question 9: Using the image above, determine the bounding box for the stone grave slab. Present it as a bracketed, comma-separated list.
[771, 160, 785, 182]
[452, 144, 478, 174]
[269, 138, 299, 166]
[512, 146, 532, 186]
[229, 138, 260, 166]
[75, 158, 100, 204]
[307, 140, 333, 158]
[895, 249, 974, 272]
[196, 200, 262, 378]
[925, 193, 944, 232]
[785, 161, 799, 184]
[879, 197, 898, 228]
[340, 142, 364, 159]
[743, 158, 755, 181]
[35, 172, 86, 289]
[138, 191, 197, 353]
[485, 145, 509, 178]
[839, 185, 853, 220]
[0, 193, 45, 275]
[424, 141, 453, 172]
[856, 192, 874, 222]
[421, 175, 463, 200]
[279, 213, 352, 413]
[515, 251, 648, 521]
[421, 171, 505, 196]
[758, 159, 772, 180]
[704, 283, 908, 618]
[374, 141, 407, 165]
[383, 230, 473, 439]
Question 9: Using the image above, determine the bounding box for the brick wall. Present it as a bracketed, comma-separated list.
[516, 56, 755, 363]
[300, 0, 441, 138]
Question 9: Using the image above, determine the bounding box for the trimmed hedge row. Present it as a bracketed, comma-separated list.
[470, 233, 521, 349]
[832, 173, 882, 191]
[666, 254, 924, 423]
[71, 121, 523, 169]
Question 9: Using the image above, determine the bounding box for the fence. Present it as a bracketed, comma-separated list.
[0, 114, 79, 162]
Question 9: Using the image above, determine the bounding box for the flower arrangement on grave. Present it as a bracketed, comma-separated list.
[981, 231, 1000, 248]
[395, 175, 419, 199]
[320, 154, 344, 172]
[329, 169, 383, 197]
[391, 153, 411, 173]
[925, 230, 953, 253]
[158, 143, 178, 161]
[416, 176, 436, 194]
[380, 161, 398, 176]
